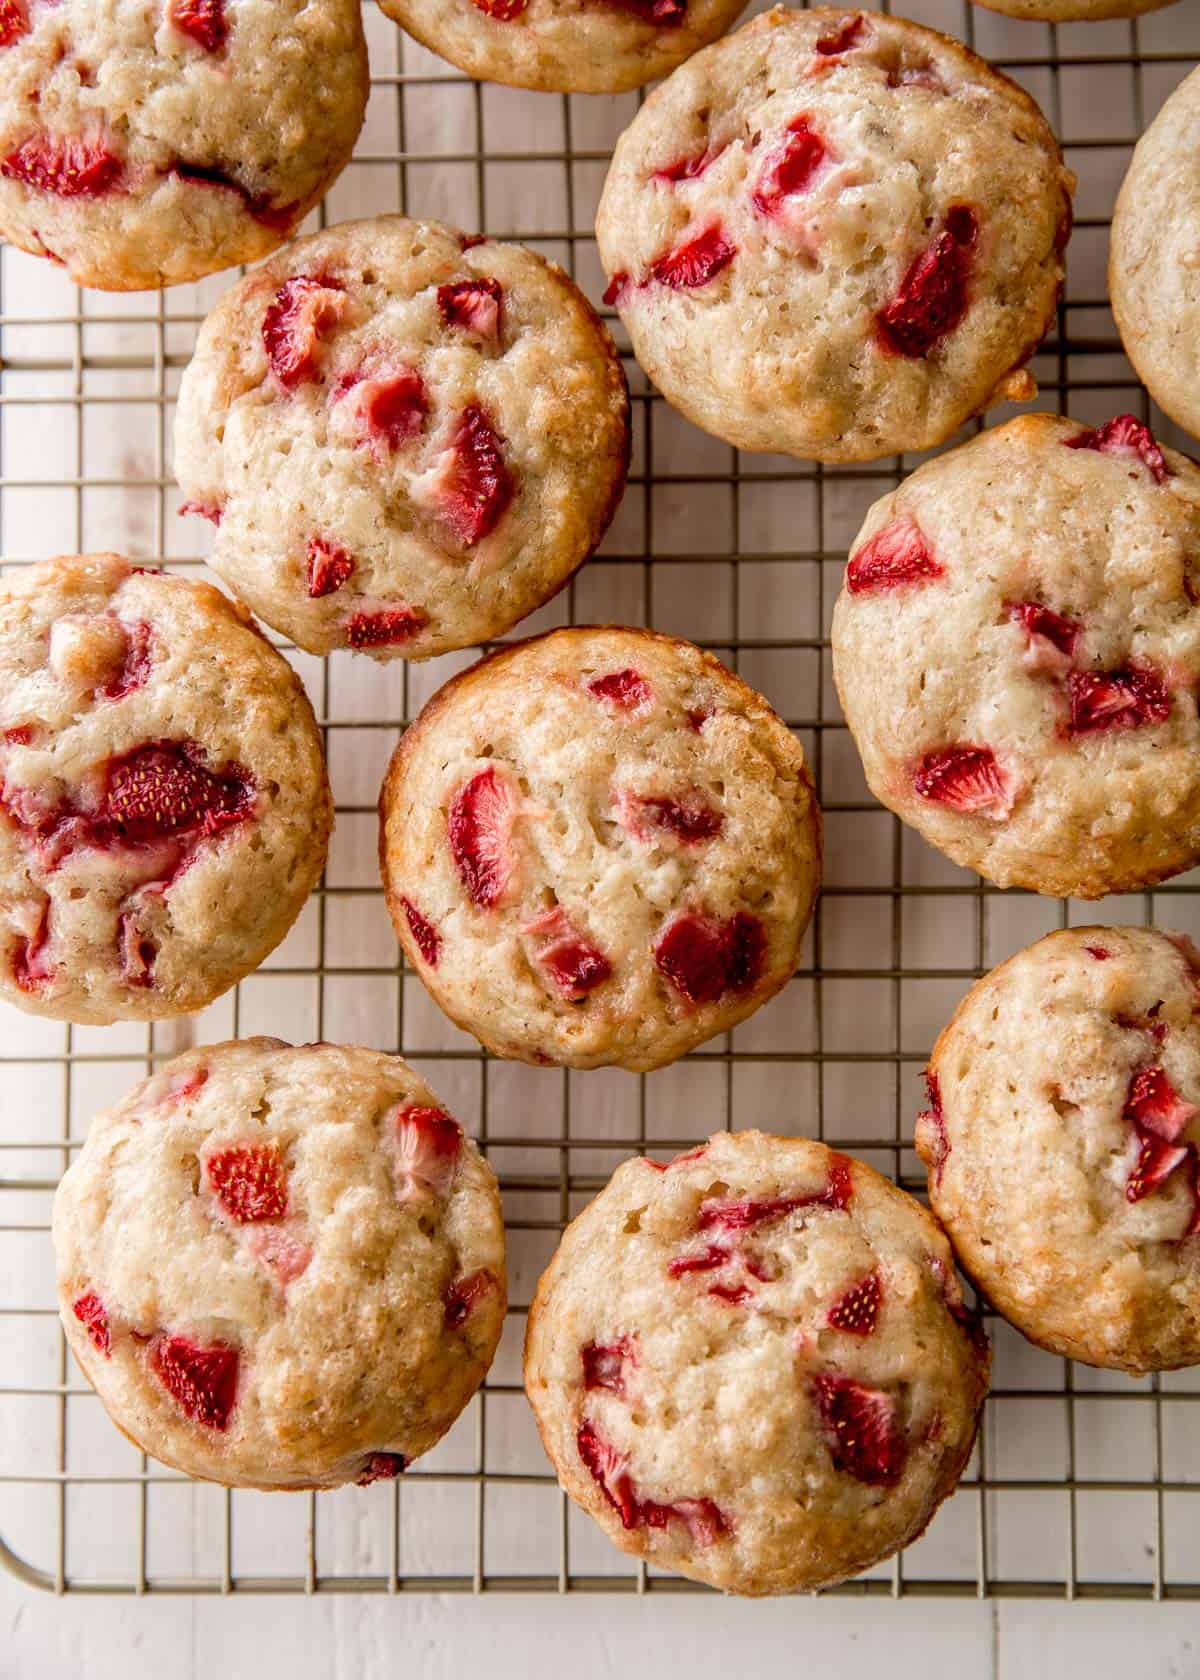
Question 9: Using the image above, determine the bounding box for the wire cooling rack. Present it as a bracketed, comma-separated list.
[3, 0, 1200, 1604]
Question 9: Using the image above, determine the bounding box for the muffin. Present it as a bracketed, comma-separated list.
[175, 216, 630, 661]
[831, 414, 1200, 899]
[0, 0, 367, 290]
[525, 1130, 989, 1595]
[918, 926, 1200, 1373]
[0, 552, 332, 1023]
[595, 7, 1073, 463]
[379, 626, 821, 1071]
[973, 0, 1175, 20]
[54, 1039, 507, 1489]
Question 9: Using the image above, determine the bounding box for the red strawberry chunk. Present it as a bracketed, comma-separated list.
[250, 1227, 311, 1284]
[395, 1105, 462, 1198]
[437, 277, 503, 342]
[653, 909, 765, 1006]
[652, 145, 725, 184]
[3, 725, 32, 747]
[1085, 945, 1111, 961]
[577, 1421, 730, 1543]
[648, 1497, 728, 1546]
[1064, 414, 1169, 484]
[699, 1159, 852, 1232]
[444, 1268, 495, 1329]
[582, 1336, 636, 1396]
[262, 276, 345, 391]
[171, 163, 297, 230]
[402, 897, 441, 967]
[646, 223, 736, 291]
[347, 606, 426, 647]
[336, 362, 428, 454]
[1007, 599, 1081, 662]
[611, 0, 687, 22]
[99, 620, 154, 702]
[912, 745, 1011, 817]
[621, 788, 724, 845]
[146, 1065, 209, 1108]
[169, 0, 227, 51]
[815, 12, 869, 53]
[1186, 1151, 1200, 1239]
[0, 0, 29, 47]
[356, 1452, 407, 1486]
[3, 134, 123, 197]
[1126, 1129, 1190, 1203]
[523, 907, 613, 1000]
[101, 740, 254, 844]
[118, 910, 156, 988]
[751, 116, 830, 219]
[916, 1071, 949, 1184]
[73, 1291, 111, 1357]
[307, 535, 354, 598]
[1068, 667, 1170, 736]
[470, 0, 527, 16]
[846, 519, 943, 595]
[179, 501, 222, 525]
[1124, 1066, 1198, 1143]
[707, 1282, 752, 1306]
[876, 207, 978, 359]
[432, 404, 513, 548]
[449, 766, 517, 909]
[589, 668, 653, 712]
[827, 1268, 882, 1335]
[602, 272, 630, 308]
[206, 1141, 288, 1224]
[812, 1373, 906, 1486]
[667, 1242, 729, 1277]
[151, 1335, 239, 1430]
[13, 900, 52, 993]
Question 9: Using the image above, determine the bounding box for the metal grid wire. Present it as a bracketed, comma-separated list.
[3, 0, 1200, 1602]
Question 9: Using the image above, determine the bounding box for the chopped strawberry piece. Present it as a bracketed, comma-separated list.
[814, 12, 868, 53]
[876, 207, 978, 359]
[2, 134, 123, 197]
[98, 620, 154, 702]
[911, 745, 1011, 817]
[437, 277, 503, 343]
[431, 404, 513, 548]
[1068, 667, 1170, 735]
[699, 1160, 852, 1232]
[653, 909, 765, 1006]
[205, 1141, 288, 1224]
[250, 1228, 311, 1284]
[3, 725, 32, 747]
[1064, 414, 1169, 484]
[620, 788, 723, 845]
[650, 1498, 728, 1546]
[306, 535, 355, 598]
[151, 1335, 239, 1430]
[827, 1269, 882, 1335]
[582, 1336, 636, 1396]
[588, 668, 653, 712]
[0, 0, 28, 47]
[751, 116, 830, 219]
[685, 707, 711, 732]
[652, 145, 725, 184]
[1085, 945, 1111, 960]
[449, 766, 517, 909]
[916, 1071, 949, 1185]
[1126, 1129, 1190, 1203]
[118, 910, 156, 988]
[72, 1291, 111, 1357]
[524, 907, 612, 1000]
[576, 1421, 729, 1543]
[335, 362, 428, 455]
[1007, 599, 1081, 663]
[13, 900, 52, 993]
[1116, 1010, 1168, 1045]
[262, 275, 345, 391]
[171, 162, 297, 230]
[929, 1254, 988, 1353]
[602, 272, 630, 308]
[470, 0, 526, 16]
[347, 606, 426, 647]
[812, 1374, 906, 1486]
[394, 1104, 462, 1198]
[667, 1243, 730, 1277]
[169, 0, 227, 51]
[646, 224, 736, 291]
[1186, 1150, 1200, 1239]
[444, 1268, 495, 1329]
[846, 519, 943, 595]
[179, 501, 222, 525]
[707, 1282, 752, 1306]
[356, 1452, 407, 1486]
[101, 740, 254, 844]
[402, 897, 441, 967]
[610, 0, 686, 21]
[1124, 1066, 1199, 1143]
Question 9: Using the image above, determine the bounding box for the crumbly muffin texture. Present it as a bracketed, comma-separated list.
[525, 1130, 989, 1595]
[0, 0, 367, 290]
[832, 414, 1200, 900]
[973, 0, 1175, 19]
[919, 927, 1200, 1374]
[54, 1039, 507, 1490]
[175, 217, 629, 662]
[0, 553, 332, 1024]
[1112, 68, 1200, 446]
[379, 628, 821, 1071]
[595, 7, 1073, 464]
[378, 0, 747, 94]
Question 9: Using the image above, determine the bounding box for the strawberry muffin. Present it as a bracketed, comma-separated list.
[377, 0, 747, 94]
[0, 0, 367, 290]
[973, 0, 1175, 19]
[832, 414, 1200, 899]
[918, 927, 1200, 1373]
[379, 627, 820, 1071]
[0, 553, 332, 1024]
[595, 7, 1073, 464]
[54, 1039, 506, 1490]
[525, 1131, 989, 1595]
[1112, 69, 1200, 445]
[175, 217, 630, 662]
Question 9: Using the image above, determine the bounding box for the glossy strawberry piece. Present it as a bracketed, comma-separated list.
[206, 1141, 288, 1223]
[2, 135, 123, 197]
[169, 0, 227, 51]
[582, 1337, 637, 1395]
[1007, 600, 1081, 661]
[827, 1269, 882, 1335]
[337, 363, 427, 455]
[652, 146, 725, 185]
[707, 1281, 752, 1306]
[524, 907, 612, 999]
[1064, 414, 1168, 484]
[1068, 668, 1170, 735]
[666, 1242, 730, 1277]
[814, 11, 869, 53]
[589, 668, 653, 712]
[356, 1452, 407, 1486]
[751, 117, 829, 219]
[577, 1420, 729, 1543]
[846, 519, 943, 595]
[394, 1105, 462, 1198]
[0, 0, 28, 47]
[151, 1335, 239, 1430]
[402, 897, 441, 967]
[449, 766, 517, 909]
[876, 207, 978, 358]
[812, 1374, 906, 1485]
[262, 276, 345, 390]
[434, 405, 513, 547]
[99, 621, 154, 703]
[653, 910, 765, 1006]
[102, 741, 254, 843]
[646, 223, 736, 291]
[622, 789, 723, 844]
[437, 278, 503, 342]
[444, 1268, 495, 1329]
[470, 0, 527, 16]
[347, 606, 426, 648]
[1125, 1067, 1199, 1143]
[1085, 945, 1111, 961]
[179, 501, 222, 526]
[611, 0, 686, 21]
[1126, 1129, 1190, 1203]
[698, 1160, 852, 1233]
[602, 272, 630, 308]
[306, 535, 355, 598]
[13, 900, 52, 993]
[73, 1291, 111, 1357]
[911, 745, 1011, 816]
